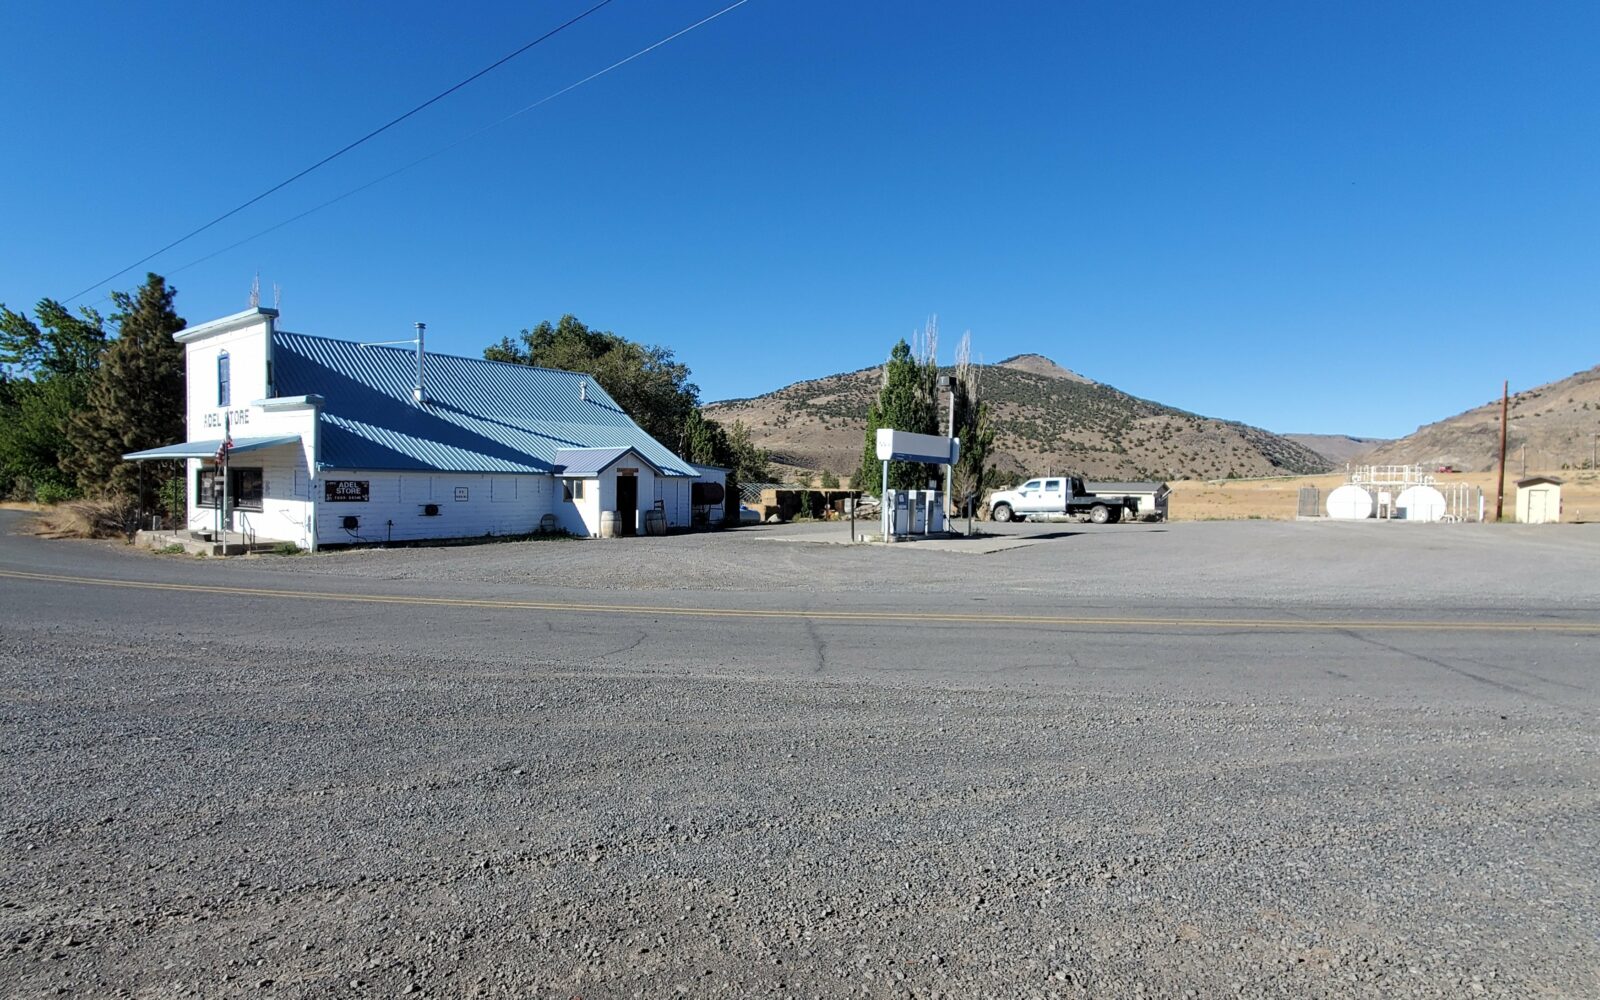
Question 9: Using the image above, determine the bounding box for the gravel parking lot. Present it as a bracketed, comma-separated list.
[2, 514, 1597, 998]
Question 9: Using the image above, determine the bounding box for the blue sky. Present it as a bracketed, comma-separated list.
[2, 1, 1595, 437]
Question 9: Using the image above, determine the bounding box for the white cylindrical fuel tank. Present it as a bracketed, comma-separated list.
[1325, 484, 1374, 520]
[1396, 484, 1447, 522]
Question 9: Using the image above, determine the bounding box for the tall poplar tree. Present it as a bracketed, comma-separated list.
[949, 332, 997, 514]
[66, 273, 186, 497]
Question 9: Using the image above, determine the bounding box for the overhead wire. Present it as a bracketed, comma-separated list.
[61, 0, 619, 305]
[153, 0, 754, 287]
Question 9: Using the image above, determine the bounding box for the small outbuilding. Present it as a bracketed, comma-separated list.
[1515, 476, 1563, 524]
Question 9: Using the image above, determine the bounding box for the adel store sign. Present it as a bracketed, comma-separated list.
[323, 480, 370, 502]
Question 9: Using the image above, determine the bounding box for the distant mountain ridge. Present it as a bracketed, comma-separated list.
[706, 355, 1334, 483]
[1282, 434, 1389, 466]
[1360, 364, 1600, 471]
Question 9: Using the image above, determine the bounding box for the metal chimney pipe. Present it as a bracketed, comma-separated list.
[413, 322, 426, 403]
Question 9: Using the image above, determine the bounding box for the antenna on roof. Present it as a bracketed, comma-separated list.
[248, 272, 260, 308]
[272, 282, 282, 311]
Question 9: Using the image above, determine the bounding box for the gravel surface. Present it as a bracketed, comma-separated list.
[2, 512, 1598, 997]
[2, 627, 1596, 999]
[203, 520, 1600, 612]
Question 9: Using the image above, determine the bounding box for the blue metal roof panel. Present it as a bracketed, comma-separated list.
[271, 331, 696, 476]
[554, 447, 678, 477]
[123, 436, 303, 460]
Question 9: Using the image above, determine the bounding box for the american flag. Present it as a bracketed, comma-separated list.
[214, 414, 232, 466]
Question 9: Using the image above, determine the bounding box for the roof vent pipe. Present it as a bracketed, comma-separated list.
[580, 380, 587, 402]
[413, 322, 426, 403]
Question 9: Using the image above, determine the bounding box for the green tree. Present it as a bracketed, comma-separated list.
[65, 273, 186, 498]
[487, 315, 699, 447]
[678, 406, 729, 467]
[819, 468, 840, 489]
[949, 332, 998, 514]
[723, 418, 771, 486]
[854, 337, 939, 493]
[0, 298, 108, 499]
[677, 409, 771, 526]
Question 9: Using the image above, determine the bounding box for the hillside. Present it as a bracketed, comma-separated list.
[706, 355, 1334, 483]
[1282, 434, 1388, 466]
[1360, 364, 1600, 471]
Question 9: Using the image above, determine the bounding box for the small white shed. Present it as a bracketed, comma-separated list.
[1515, 476, 1563, 524]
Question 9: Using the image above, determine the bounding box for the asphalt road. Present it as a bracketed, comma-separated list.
[2, 510, 1597, 998]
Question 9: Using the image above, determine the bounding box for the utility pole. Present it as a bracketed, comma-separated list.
[1494, 380, 1508, 522]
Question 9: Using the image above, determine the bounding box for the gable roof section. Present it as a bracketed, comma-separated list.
[271, 330, 696, 476]
[554, 447, 669, 477]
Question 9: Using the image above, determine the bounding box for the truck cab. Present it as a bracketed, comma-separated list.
[1013, 476, 1069, 514]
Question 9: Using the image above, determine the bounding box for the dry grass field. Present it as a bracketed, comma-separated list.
[1168, 468, 1600, 522]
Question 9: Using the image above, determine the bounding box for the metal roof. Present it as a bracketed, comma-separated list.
[123, 436, 303, 461]
[554, 447, 668, 477]
[271, 331, 696, 476]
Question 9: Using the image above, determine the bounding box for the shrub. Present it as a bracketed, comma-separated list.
[270, 542, 302, 556]
[29, 496, 138, 539]
[34, 480, 76, 505]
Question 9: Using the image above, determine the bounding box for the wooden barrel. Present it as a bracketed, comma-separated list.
[599, 511, 619, 538]
[643, 510, 667, 536]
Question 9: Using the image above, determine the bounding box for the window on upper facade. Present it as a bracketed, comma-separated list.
[217, 351, 231, 407]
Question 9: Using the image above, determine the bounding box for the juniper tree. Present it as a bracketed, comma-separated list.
[854, 328, 939, 493]
[66, 273, 186, 498]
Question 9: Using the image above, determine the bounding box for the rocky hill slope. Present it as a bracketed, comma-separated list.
[1282, 434, 1388, 466]
[1360, 364, 1600, 471]
[707, 354, 1333, 483]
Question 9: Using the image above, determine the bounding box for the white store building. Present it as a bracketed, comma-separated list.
[123, 307, 725, 550]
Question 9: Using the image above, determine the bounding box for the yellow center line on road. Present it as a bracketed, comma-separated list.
[1, 567, 1596, 633]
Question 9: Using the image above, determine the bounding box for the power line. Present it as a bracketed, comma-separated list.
[154, 0, 755, 287]
[61, 0, 619, 305]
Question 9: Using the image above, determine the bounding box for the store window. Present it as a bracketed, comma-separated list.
[196, 466, 263, 510]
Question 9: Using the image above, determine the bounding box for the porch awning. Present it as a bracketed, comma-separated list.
[122, 435, 303, 461]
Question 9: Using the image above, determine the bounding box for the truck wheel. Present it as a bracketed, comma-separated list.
[1089, 504, 1110, 524]
[992, 503, 1013, 523]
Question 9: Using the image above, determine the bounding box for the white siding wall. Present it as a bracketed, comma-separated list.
[314, 471, 556, 545]
[181, 312, 317, 545]
[554, 477, 599, 536]
[658, 477, 691, 527]
[184, 314, 274, 443]
[593, 467, 658, 534]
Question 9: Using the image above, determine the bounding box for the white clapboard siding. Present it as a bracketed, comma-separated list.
[315, 471, 555, 544]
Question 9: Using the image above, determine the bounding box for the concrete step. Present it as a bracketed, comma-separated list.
[135, 530, 292, 557]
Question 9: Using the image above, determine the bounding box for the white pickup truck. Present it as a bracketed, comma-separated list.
[986, 475, 1141, 524]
